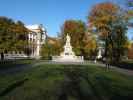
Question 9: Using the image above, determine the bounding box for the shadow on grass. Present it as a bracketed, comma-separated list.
[57, 65, 133, 100]
[0, 78, 28, 97]
[0, 60, 33, 70]
[57, 66, 104, 100]
[95, 75, 133, 100]
[1, 64, 133, 100]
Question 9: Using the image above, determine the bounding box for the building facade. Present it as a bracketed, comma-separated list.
[26, 24, 46, 59]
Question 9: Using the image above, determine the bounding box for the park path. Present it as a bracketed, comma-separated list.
[107, 65, 133, 76]
[77, 61, 133, 76]
[92, 62, 133, 76]
[35, 61, 133, 76]
[0, 60, 133, 76]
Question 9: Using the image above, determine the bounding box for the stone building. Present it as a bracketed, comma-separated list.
[1, 24, 46, 60]
[26, 24, 46, 59]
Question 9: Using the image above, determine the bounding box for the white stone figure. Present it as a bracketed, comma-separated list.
[52, 34, 84, 62]
[93, 47, 103, 63]
[66, 34, 70, 43]
[97, 48, 102, 59]
[94, 59, 97, 63]
[61, 34, 75, 57]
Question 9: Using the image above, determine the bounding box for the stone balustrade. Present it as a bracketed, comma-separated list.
[0, 51, 28, 60]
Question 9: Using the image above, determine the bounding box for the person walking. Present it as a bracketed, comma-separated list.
[1, 52, 4, 60]
[106, 56, 110, 70]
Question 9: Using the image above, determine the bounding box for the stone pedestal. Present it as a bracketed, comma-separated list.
[52, 34, 84, 62]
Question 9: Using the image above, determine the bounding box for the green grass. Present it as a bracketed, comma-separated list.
[0, 59, 33, 69]
[0, 64, 133, 100]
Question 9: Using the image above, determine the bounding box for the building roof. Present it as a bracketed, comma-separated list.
[25, 24, 46, 33]
[26, 24, 40, 30]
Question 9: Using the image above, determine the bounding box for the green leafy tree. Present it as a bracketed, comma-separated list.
[41, 43, 51, 59]
[89, 2, 128, 62]
[41, 37, 62, 59]
[60, 20, 86, 56]
[0, 17, 29, 55]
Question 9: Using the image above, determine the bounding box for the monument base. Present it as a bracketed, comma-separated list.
[52, 34, 84, 63]
[52, 55, 84, 62]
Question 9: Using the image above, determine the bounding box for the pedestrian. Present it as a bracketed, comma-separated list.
[1, 52, 4, 61]
[106, 56, 110, 70]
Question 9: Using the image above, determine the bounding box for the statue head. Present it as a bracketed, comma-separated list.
[66, 34, 70, 42]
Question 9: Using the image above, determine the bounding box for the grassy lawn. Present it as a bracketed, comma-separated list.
[0, 63, 133, 100]
[0, 59, 34, 69]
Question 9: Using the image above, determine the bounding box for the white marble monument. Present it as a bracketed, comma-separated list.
[52, 34, 84, 62]
[97, 47, 102, 59]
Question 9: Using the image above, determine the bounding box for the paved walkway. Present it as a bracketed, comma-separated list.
[0, 60, 133, 76]
[35, 61, 133, 76]
[104, 64, 133, 76]
[93, 62, 133, 76]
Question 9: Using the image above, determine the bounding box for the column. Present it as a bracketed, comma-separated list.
[36, 39, 40, 59]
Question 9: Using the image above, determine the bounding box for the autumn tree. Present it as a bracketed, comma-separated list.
[89, 2, 128, 62]
[128, 43, 133, 59]
[82, 32, 97, 59]
[59, 20, 97, 58]
[0, 17, 29, 55]
[41, 37, 62, 59]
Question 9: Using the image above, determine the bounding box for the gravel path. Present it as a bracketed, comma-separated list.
[0, 60, 133, 76]
[36, 61, 133, 76]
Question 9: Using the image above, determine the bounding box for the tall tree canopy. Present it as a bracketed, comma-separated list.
[128, 43, 133, 59]
[60, 20, 86, 56]
[41, 37, 62, 59]
[59, 20, 97, 58]
[0, 17, 29, 53]
[89, 2, 128, 62]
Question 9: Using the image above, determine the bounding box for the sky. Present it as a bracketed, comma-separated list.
[0, 0, 132, 40]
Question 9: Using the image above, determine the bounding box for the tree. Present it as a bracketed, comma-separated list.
[89, 2, 128, 62]
[0, 17, 14, 52]
[60, 20, 86, 56]
[49, 38, 62, 56]
[0, 17, 29, 55]
[41, 42, 51, 59]
[83, 32, 97, 59]
[41, 37, 62, 59]
[128, 43, 133, 59]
